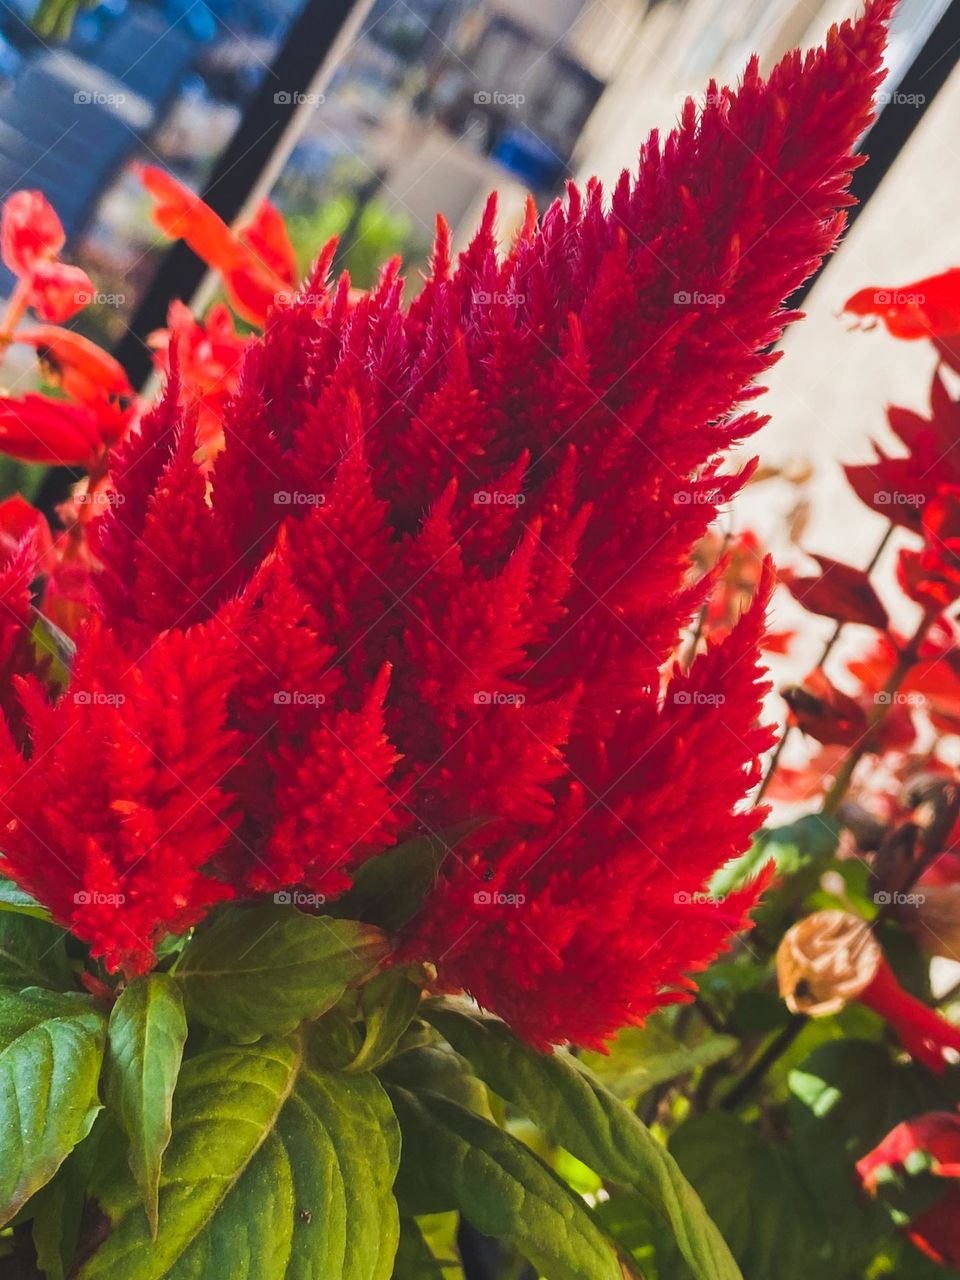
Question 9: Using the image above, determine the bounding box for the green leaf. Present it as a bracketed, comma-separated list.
[31, 610, 75, 692]
[581, 1021, 738, 1100]
[668, 1112, 838, 1280]
[30, 1115, 110, 1280]
[76, 1030, 400, 1279]
[388, 1086, 621, 1280]
[711, 815, 840, 897]
[333, 824, 481, 931]
[346, 968, 424, 1074]
[173, 905, 388, 1042]
[426, 1003, 742, 1280]
[0, 988, 106, 1226]
[106, 975, 188, 1237]
[0, 910, 70, 989]
[0, 875, 51, 921]
[393, 1219, 456, 1278]
[380, 1035, 494, 1121]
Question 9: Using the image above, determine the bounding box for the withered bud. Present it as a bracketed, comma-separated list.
[776, 909, 880, 1016]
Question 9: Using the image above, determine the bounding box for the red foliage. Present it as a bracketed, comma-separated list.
[782, 553, 889, 629]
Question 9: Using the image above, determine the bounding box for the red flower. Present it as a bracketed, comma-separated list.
[857, 1111, 960, 1266]
[1, 190, 64, 274]
[0, 191, 94, 324]
[141, 166, 297, 327]
[15, 325, 131, 404]
[844, 372, 960, 532]
[845, 268, 960, 370]
[149, 300, 250, 451]
[0, 393, 108, 465]
[0, 0, 896, 1045]
[0, 617, 241, 975]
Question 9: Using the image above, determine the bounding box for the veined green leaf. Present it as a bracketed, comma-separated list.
[345, 968, 423, 1074]
[0, 910, 70, 989]
[0, 988, 106, 1226]
[173, 905, 387, 1042]
[106, 975, 188, 1237]
[388, 1086, 621, 1280]
[426, 1002, 743, 1280]
[76, 1030, 400, 1279]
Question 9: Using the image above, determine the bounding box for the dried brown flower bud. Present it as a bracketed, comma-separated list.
[776, 909, 880, 1016]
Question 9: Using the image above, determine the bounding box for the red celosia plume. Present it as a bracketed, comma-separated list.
[0, 1, 895, 1044]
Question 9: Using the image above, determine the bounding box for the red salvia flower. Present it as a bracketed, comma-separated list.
[857, 1111, 960, 1267]
[0, 0, 896, 1047]
[0, 190, 94, 323]
[0, 393, 112, 465]
[140, 166, 297, 327]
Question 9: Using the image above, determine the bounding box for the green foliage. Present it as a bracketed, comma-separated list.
[0, 988, 106, 1227]
[284, 197, 430, 292]
[172, 905, 388, 1041]
[105, 976, 187, 1237]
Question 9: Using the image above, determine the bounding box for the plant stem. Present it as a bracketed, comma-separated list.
[755, 525, 894, 802]
[720, 1016, 807, 1111]
[821, 606, 938, 816]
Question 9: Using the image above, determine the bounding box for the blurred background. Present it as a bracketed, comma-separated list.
[0, 0, 957, 667]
